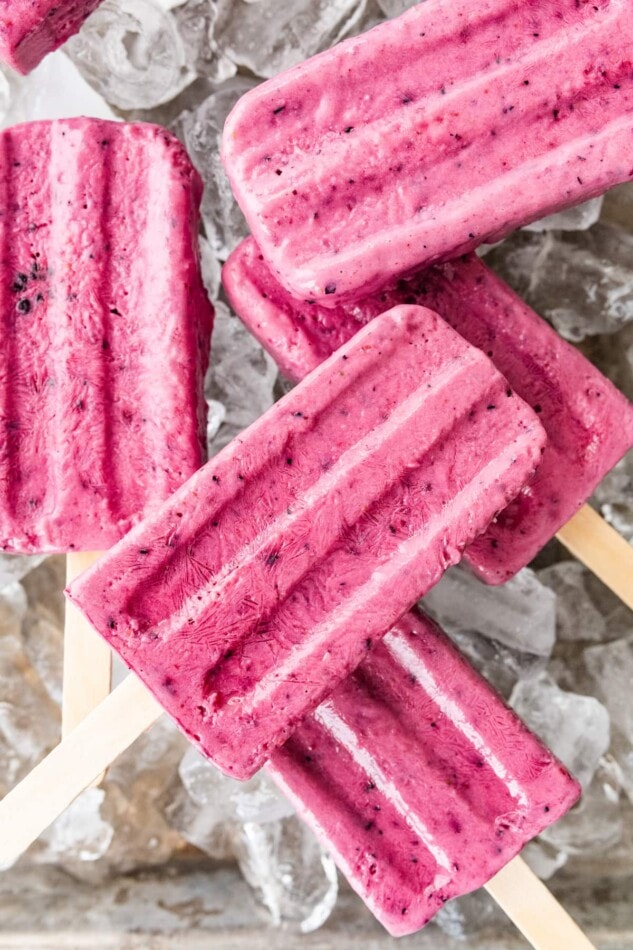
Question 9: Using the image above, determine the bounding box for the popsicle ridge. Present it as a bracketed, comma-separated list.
[268, 609, 580, 936]
[0, 119, 213, 553]
[69, 305, 545, 779]
[222, 0, 633, 302]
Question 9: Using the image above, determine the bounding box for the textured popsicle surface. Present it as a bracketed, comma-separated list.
[0, 0, 103, 73]
[69, 305, 545, 779]
[222, 0, 633, 303]
[0, 118, 213, 553]
[223, 240, 633, 583]
[268, 607, 580, 937]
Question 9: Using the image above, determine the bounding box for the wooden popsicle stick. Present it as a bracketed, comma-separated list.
[556, 504, 633, 612]
[62, 551, 112, 738]
[485, 856, 596, 949]
[0, 674, 161, 870]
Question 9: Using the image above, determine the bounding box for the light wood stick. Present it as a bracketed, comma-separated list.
[485, 856, 596, 949]
[0, 674, 161, 870]
[556, 504, 633, 612]
[62, 551, 112, 738]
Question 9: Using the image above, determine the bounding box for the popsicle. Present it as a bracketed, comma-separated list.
[221, 0, 633, 304]
[268, 607, 581, 938]
[0, 117, 213, 732]
[0, 0, 104, 73]
[67, 304, 546, 780]
[222, 239, 633, 587]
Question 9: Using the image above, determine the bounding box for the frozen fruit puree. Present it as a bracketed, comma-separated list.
[0, 0, 104, 73]
[222, 0, 633, 304]
[223, 239, 633, 583]
[269, 607, 580, 937]
[0, 118, 213, 554]
[68, 305, 545, 780]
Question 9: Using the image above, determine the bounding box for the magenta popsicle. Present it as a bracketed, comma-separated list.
[68, 305, 545, 779]
[222, 0, 633, 304]
[0, 0, 104, 73]
[0, 118, 213, 554]
[269, 607, 580, 937]
[223, 239, 633, 583]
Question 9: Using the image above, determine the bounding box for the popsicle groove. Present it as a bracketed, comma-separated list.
[0, 131, 21, 528]
[0, 128, 55, 534]
[47, 122, 114, 538]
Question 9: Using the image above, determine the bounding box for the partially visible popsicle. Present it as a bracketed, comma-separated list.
[268, 607, 581, 937]
[68, 305, 546, 780]
[223, 239, 633, 584]
[0, 118, 213, 554]
[0, 0, 104, 73]
[0, 117, 213, 734]
[222, 0, 633, 304]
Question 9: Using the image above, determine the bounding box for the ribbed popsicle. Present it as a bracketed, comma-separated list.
[268, 607, 580, 937]
[223, 239, 633, 583]
[0, 118, 213, 554]
[222, 0, 633, 304]
[68, 305, 546, 780]
[0, 0, 104, 73]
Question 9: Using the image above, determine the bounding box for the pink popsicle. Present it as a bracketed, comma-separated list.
[222, 0, 633, 304]
[0, 0, 103, 73]
[269, 607, 580, 937]
[222, 238, 633, 583]
[68, 305, 546, 779]
[0, 118, 214, 553]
